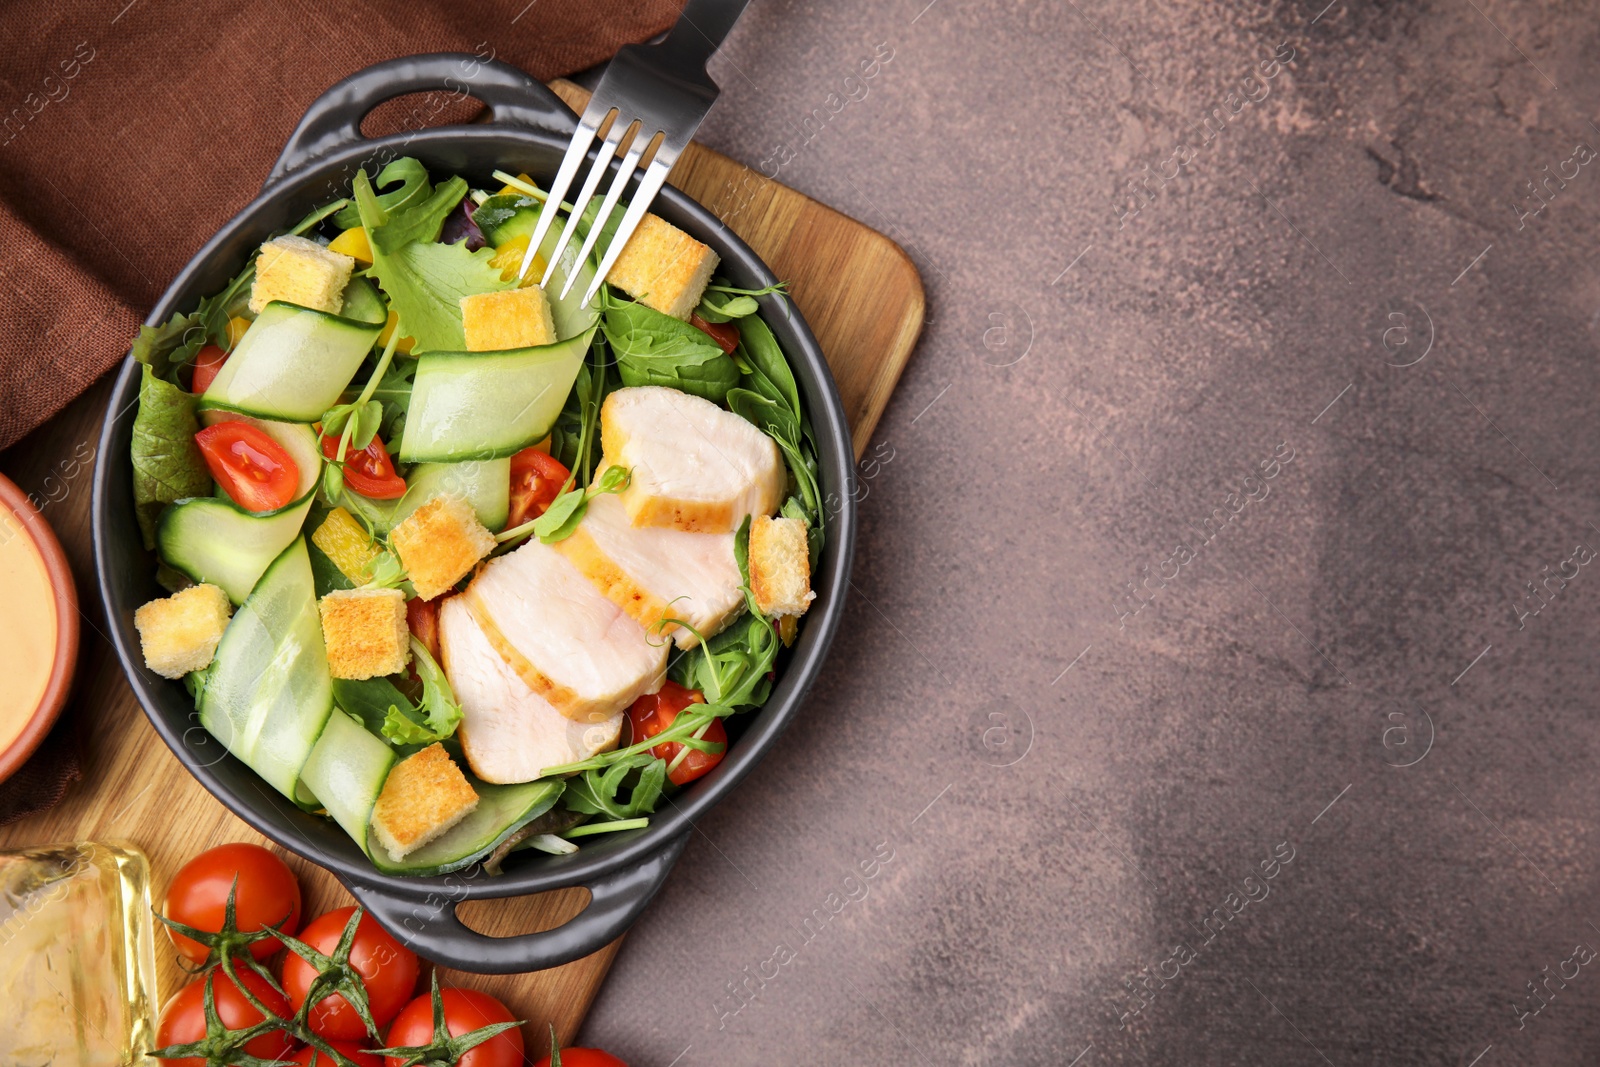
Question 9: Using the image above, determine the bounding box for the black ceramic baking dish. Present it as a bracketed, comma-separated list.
[92, 54, 855, 974]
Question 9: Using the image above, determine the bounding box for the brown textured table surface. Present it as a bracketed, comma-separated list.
[579, 1, 1600, 1064]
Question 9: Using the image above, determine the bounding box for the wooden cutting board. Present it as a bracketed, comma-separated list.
[0, 80, 922, 1048]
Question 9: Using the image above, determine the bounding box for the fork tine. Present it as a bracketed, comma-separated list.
[516, 115, 602, 284]
[538, 117, 632, 289]
[557, 128, 652, 301]
[579, 154, 674, 309]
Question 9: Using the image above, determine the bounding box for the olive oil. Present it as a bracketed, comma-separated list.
[0, 842, 160, 1066]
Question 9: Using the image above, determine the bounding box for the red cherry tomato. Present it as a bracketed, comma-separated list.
[533, 1049, 628, 1067]
[162, 842, 302, 964]
[406, 597, 441, 665]
[290, 1042, 383, 1067]
[626, 680, 727, 786]
[155, 969, 296, 1067]
[196, 421, 301, 512]
[283, 906, 419, 1040]
[689, 314, 740, 354]
[190, 344, 229, 395]
[506, 446, 570, 529]
[322, 434, 407, 500]
[383, 988, 523, 1067]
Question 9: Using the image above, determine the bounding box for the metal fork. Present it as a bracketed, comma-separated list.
[517, 0, 753, 306]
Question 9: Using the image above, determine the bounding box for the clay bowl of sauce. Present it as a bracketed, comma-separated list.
[0, 472, 78, 782]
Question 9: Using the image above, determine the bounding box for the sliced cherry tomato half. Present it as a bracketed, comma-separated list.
[406, 596, 441, 665]
[533, 1049, 628, 1067]
[322, 434, 408, 500]
[155, 969, 297, 1067]
[506, 446, 571, 529]
[283, 906, 419, 1040]
[195, 421, 301, 513]
[190, 344, 229, 395]
[689, 314, 740, 354]
[626, 680, 726, 786]
[162, 842, 302, 964]
[383, 988, 523, 1067]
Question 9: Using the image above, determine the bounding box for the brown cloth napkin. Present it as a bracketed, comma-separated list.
[0, 0, 682, 451]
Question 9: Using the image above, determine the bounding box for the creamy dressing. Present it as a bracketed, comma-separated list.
[0, 507, 58, 754]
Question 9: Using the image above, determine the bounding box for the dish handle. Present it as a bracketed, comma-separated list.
[264, 53, 578, 189]
[345, 832, 689, 974]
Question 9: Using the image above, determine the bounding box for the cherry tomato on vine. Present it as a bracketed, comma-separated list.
[196, 421, 300, 512]
[155, 969, 296, 1067]
[626, 680, 727, 786]
[383, 988, 523, 1067]
[322, 434, 407, 499]
[162, 842, 302, 964]
[283, 906, 419, 1040]
[506, 446, 571, 529]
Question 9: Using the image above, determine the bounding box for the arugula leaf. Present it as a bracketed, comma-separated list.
[551, 336, 615, 488]
[355, 169, 510, 353]
[563, 754, 667, 820]
[369, 354, 415, 438]
[333, 158, 431, 230]
[603, 297, 738, 403]
[131, 365, 211, 548]
[671, 612, 779, 709]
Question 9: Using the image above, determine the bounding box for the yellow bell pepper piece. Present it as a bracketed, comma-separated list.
[312, 507, 380, 582]
[328, 227, 373, 264]
[489, 235, 546, 286]
[225, 316, 252, 351]
[498, 173, 539, 196]
[377, 310, 415, 355]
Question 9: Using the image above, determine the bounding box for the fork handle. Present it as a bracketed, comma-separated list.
[651, 0, 754, 76]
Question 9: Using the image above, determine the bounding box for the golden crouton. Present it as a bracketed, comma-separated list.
[371, 743, 479, 860]
[249, 235, 354, 315]
[311, 506, 380, 583]
[134, 583, 232, 679]
[318, 588, 410, 680]
[390, 495, 496, 600]
[604, 214, 719, 320]
[460, 286, 556, 351]
[749, 515, 814, 618]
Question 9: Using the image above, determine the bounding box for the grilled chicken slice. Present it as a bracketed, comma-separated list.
[601, 386, 785, 533]
[438, 597, 622, 784]
[463, 538, 667, 723]
[553, 492, 744, 649]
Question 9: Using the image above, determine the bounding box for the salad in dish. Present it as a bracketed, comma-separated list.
[127, 159, 822, 877]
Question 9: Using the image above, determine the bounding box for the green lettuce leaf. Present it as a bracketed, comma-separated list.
[355, 168, 511, 353]
[130, 312, 202, 386]
[131, 365, 211, 548]
[333, 157, 432, 230]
